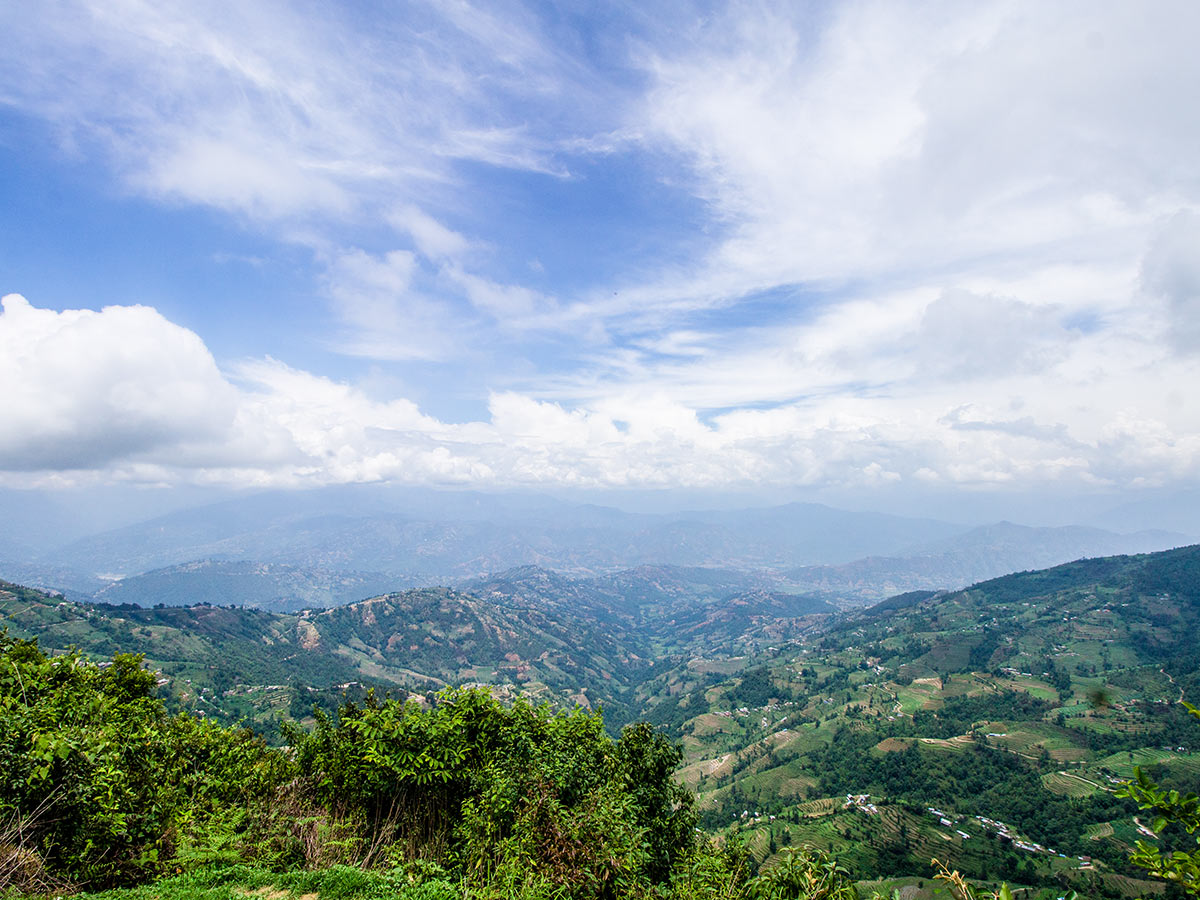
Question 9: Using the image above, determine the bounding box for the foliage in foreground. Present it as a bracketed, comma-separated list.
[0, 632, 696, 897]
[2, 628, 1197, 900]
[1118, 700, 1200, 897]
[7, 851, 1044, 900]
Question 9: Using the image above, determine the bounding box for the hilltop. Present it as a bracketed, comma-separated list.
[5, 544, 1200, 896]
[645, 544, 1200, 896]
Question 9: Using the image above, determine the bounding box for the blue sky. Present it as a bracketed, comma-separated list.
[2, 0, 1199, 518]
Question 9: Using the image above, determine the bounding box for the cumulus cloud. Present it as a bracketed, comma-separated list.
[0, 294, 239, 470]
[907, 290, 1070, 380]
[3, 293, 1199, 494]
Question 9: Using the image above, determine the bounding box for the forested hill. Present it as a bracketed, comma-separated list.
[637, 543, 1200, 898]
[0, 565, 835, 730]
[848, 542, 1200, 677]
[4, 545, 1200, 735]
[5, 546, 1200, 896]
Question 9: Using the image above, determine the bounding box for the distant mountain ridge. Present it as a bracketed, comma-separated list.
[90, 560, 413, 613]
[4, 489, 1190, 610]
[37, 497, 968, 578]
[783, 520, 1189, 602]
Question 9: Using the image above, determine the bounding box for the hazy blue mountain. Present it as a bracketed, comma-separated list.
[0, 560, 108, 599]
[783, 521, 1191, 602]
[0, 485, 224, 555]
[674, 502, 966, 564]
[13, 487, 1189, 609]
[90, 560, 413, 612]
[37, 491, 972, 581]
[1088, 488, 1200, 536]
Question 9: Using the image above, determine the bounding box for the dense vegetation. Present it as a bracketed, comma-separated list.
[0, 632, 1073, 900]
[0, 632, 704, 897]
[1119, 701, 1200, 897]
[6, 545, 1200, 898]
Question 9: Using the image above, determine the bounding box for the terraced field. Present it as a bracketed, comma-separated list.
[660, 547, 1200, 895]
[1041, 771, 1104, 797]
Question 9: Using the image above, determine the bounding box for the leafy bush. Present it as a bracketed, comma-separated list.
[0, 634, 290, 889]
[289, 687, 695, 897]
[0, 628, 710, 896]
[745, 847, 858, 900]
[1119, 701, 1200, 897]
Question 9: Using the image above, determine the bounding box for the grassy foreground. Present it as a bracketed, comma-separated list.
[49, 866, 458, 900]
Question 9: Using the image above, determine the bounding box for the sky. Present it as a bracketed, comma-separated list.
[2, 0, 1199, 521]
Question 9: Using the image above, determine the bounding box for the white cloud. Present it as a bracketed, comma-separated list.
[136, 133, 351, 220]
[1141, 210, 1200, 353]
[633, 1, 1200, 298]
[446, 267, 550, 320]
[0, 294, 239, 470]
[2, 295, 1198, 494]
[0, 0, 594, 353]
[3, 3, 1200, 502]
[322, 248, 458, 361]
[389, 206, 472, 262]
[0, 0, 574, 220]
[906, 290, 1070, 381]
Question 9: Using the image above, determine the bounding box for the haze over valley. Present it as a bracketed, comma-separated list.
[4, 1, 1200, 897]
[2, 486, 1192, 612]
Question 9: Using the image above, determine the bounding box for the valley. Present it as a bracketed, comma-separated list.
[4, 542, 1200, 896]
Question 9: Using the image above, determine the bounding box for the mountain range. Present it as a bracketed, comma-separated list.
[5, 540, 1200, 895]
[1, 488, 1191, 611]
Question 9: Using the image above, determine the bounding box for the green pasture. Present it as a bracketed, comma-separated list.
[687, 656, 748, 676]
[991, 676, 1059, 701]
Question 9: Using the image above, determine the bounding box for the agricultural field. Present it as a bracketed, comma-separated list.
[646, 547, 1200, 894]
[4, 545, 1200, 896]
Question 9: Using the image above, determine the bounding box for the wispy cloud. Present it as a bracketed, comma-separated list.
[630, 2, 1200, 301]
[3, 295, 1197, 496]
[3, 2, 1199, 503]
[0, 0, 602, 349]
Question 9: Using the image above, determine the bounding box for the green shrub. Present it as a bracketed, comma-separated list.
[1118, 701, 1200, 897]
[0, 634, 290, 888]
[290, 687, 695, 897]
[745, 847, 859, 900]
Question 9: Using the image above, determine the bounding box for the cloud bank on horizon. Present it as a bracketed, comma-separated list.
[1, 0, 1198, 500]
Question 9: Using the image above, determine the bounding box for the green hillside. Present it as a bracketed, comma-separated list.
[4, 545, 1200, 897]
[1, 565, 834, 730]
[651, 545, 1200, 896]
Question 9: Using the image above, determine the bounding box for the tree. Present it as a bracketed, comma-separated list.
[613, 721, 697, 881]
[747, 847, 858, 900]
[1118, 701, 1200, 897]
